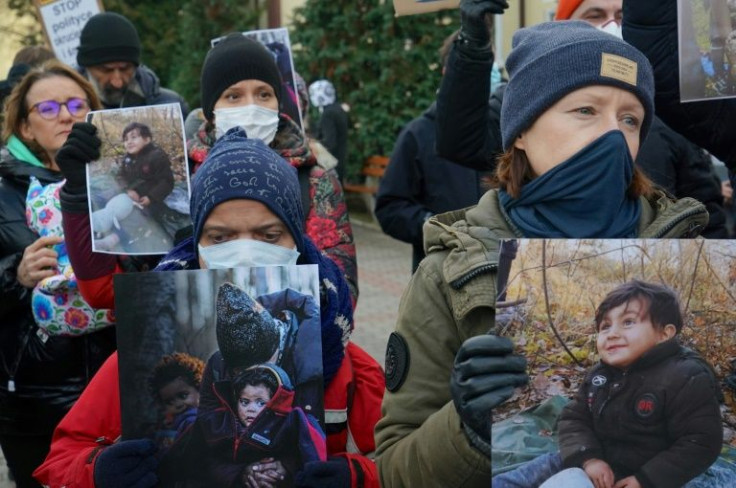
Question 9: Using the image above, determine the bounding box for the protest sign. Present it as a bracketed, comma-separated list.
[33, 0, 103, 69]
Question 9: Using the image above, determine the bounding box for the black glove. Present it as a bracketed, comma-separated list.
[295, 457, 351, 488]
[55, 121, 101, 196]
[451, 334, 528, 443]
[93, 439, 158, 488]
[459, 0, 509, 46]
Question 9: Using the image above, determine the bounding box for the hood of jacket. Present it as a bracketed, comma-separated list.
[133, 64, 163, 99]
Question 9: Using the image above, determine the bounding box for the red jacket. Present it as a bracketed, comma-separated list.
[34, 342, 383, 488]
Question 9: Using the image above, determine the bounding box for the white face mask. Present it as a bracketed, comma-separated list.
[214, 105, 280, 144]
[597, 20, 623, 40]
[198, 239, 299, 269]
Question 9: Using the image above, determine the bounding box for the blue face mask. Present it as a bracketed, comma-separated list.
[498, 130, 641, 238]
[490, 62, 502, 94]
[198, 239, 300, 269]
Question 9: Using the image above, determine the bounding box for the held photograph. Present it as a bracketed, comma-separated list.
[86, 103, 191, 255]
[113, 265, 325, 487]
[491, 238, 736, 486]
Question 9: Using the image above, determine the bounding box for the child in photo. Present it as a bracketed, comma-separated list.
[196, 363, 325, 488]
[148, 352, 205, 449]
[494, 280, 723, 488]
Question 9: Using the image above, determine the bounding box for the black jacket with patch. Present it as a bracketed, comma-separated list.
[558, 339, 722, 488]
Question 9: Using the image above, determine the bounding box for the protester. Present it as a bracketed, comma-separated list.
[187, 34, 358, 303]
[374, 2, 709, 485]
[493, 280, 722, 488]
[308, 79, 350, 183]
[0, 60, 114, 488]
[77, 12, 188, 117]
[437, 0, 728, 237]
[622, 0, 736, 170]
[375, 31, 492, 272]
[0, 46, 55, 111]
[33, 130, 383, 488]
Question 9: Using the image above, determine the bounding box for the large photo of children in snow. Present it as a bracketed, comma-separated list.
[113, 265, 325, 487]
[86, 103, 191, 255]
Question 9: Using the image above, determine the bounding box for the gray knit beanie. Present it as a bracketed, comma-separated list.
[501, 21, 654, 150]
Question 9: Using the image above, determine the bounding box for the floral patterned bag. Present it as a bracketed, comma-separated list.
[26, 177, 114, 335]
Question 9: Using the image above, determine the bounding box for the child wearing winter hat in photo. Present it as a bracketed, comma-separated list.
[493, 280, 722, 488]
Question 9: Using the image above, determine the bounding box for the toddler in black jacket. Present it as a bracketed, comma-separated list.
[494, 280, 723, 488]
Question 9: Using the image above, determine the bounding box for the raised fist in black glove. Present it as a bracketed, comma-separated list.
[55, 121, 101, 196]
[93, 439, 158, 488]
[295, 457, 351, 488]
[460, 0, 509, 46]
[451, 334, 528, 444]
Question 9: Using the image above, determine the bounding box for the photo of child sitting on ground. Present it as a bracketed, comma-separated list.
[87, 103, 190, 255]
[491, 239, 736, 487]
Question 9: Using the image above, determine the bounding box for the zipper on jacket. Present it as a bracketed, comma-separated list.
[652, 207, 707, 238]
[450, 263, 497, 290]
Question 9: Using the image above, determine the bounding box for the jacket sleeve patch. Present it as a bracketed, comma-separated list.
[385, 332, 410, 392]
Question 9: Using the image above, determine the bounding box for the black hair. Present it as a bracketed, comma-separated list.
[595, 280, 683, 333]
[148, 352, 205, 402]
[122, 121, 152, 140]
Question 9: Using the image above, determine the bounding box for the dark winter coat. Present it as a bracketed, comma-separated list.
[623, 0, 736, 171]
[375, 102, 490, 271]
[82, 64, 189, 118]
[637, 118, 727, 238]
[558, 339, 722, 488]
[0, 148, 116, 436]
[436, 40, 728, 237]
[116, 142, 174, 203]
[315, 102, 349, 180]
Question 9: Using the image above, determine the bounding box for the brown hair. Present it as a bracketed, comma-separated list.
[2, 60, 101, 167]
[493, 146, 655, 199]
[12, 46, 56, 67]
[148, 352, 206, 402]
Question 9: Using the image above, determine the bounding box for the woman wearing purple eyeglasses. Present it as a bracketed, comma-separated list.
[0, 60, 115, 488]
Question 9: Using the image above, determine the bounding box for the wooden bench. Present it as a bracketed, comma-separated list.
[343, 155, 389, 220]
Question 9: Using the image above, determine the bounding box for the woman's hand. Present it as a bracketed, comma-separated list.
[583, 458, 615, 488]
[242, 458, 286, 488]
[17, 235, 63, 288]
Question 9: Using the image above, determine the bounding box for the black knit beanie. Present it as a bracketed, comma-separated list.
[200, 33, 283, 121]
[215, 283, 281, 370]
[77, 12, 141, 67]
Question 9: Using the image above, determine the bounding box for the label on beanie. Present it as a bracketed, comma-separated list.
[600, 53, 638, 86]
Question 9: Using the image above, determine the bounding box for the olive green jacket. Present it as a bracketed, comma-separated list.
[374, 189, 706, 487]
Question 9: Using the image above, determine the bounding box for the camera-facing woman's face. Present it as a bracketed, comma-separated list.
[513, 84, 644, 177]
[20, 75, 90, 164]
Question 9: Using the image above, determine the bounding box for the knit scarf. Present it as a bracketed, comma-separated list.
[499, 130, 641, 238]
[7, 135, 44, 168]
[187, 113, 316, 173]
[154, 235, 352, 385]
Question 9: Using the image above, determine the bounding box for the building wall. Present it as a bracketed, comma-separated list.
[0, 3, 41, 80]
